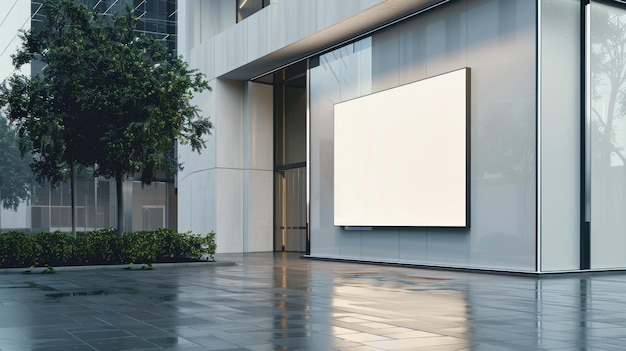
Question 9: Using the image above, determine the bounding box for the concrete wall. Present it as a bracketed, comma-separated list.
[177, 79, 273, 253]
[178, 0, 384, 80]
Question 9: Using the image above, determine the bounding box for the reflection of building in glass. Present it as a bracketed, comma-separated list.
[28, 177, 171, 233]
[30, 179, 112, 233]
[82, 0, 177, 52]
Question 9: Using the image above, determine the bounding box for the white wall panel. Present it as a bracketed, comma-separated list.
[244, 170, 273, 252]
[244, 82, 274, 170]
[178, 87, 216, 175]
[215, 79, 244, 169]
[316, 1, 381, 32]
[177, 169, 216, 235]
[216, 168, 244, 253]
[245, 12, 272, 64]
[243, 82, 273, 252]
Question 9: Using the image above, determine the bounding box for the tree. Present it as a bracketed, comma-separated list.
[0, 116, 35, 211]
[0, 0, 109, 236]
[591, 7, 626, 167]
[0, 0, 211, 235]
[86, 9, 212, 235]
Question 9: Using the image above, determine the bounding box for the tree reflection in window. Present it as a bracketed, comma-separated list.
[591, 4, 626, 167]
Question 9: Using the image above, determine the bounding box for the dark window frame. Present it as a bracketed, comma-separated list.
[236, 0, 270, 23]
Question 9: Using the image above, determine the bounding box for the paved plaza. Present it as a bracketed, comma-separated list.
[1, 252, 626, 350]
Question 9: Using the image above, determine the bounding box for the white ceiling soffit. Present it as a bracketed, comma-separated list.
[222, 0, 447, 81]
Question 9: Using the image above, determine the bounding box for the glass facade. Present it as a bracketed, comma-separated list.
[590, 1, 626, 269]
[309, 0, 537, 271]
[30, 178, 112, 232]
[0, 174, 172, 233]
[83, 0, 177, 52]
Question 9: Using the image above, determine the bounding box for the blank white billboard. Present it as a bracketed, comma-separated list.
[333, 68, 469, 227]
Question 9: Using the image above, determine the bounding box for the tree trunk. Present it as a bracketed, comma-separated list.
[116, 172, 124, 237]
[70, 157, 76, 238]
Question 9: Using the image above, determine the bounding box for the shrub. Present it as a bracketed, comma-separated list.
[35, 231, 73, 266]
[0, 231, 39, 267]
[120, 229, 216, 263]
[122, 231, 158, 264]
[72, 228, 120, 265]
[0, 229, 217, 268]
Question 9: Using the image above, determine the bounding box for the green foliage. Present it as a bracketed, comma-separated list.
[0, 231, 39, 267]
[0, 0, 98, 187]
[91, 11, 213, 184]
[122, 230, 159, 264]
[43, 265, 55, 274]
[0, 229, 216, 268]
[203, 232, 217, 262]
[72, 228, 120, 264]
[35, 231, 72, 266]
[154, 228, 214, 261]
[0, 116, 35, 210]
[121, 228, 215, 263]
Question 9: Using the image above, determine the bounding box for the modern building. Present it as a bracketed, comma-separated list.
[0, 0, 178, 233]
[2, 0, 626, 274]
[176, 0, 626, 273]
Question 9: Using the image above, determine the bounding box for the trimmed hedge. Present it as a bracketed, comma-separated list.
[0, 228, 216, 268]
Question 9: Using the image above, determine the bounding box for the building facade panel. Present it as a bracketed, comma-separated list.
[539, 0, 581, 271]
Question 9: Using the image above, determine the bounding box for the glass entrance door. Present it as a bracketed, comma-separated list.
[272, 62, 308, 252]
[275, 167, 307, 252]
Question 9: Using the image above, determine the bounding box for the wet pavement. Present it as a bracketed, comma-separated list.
[1, 252, 626, 350]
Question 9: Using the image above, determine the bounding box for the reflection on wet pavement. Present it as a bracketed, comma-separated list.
[0, 252, 625, 350]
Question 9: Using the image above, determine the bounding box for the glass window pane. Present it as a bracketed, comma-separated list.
[309, 0, 537, 271]
[538, 0, 581, 271]
[237, 0, 265, 22]
[590, 1, 626, 269]
[96, 179, 111, 229]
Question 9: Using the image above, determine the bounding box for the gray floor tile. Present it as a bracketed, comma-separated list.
[1, 253, 626, 350]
